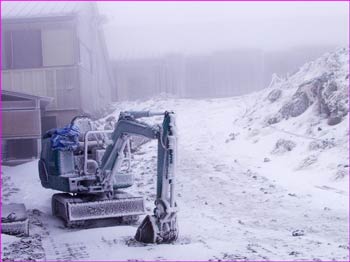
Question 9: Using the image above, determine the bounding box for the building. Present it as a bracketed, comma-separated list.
[1, 90, 52, 165]
[1, 2, 115, 130]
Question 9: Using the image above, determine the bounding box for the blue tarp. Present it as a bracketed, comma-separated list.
[49, 124, 80, 151]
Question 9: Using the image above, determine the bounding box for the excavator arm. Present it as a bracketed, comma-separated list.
[99, 111, 179, 243]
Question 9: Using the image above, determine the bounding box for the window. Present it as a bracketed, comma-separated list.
[42, 28, 75, 66]
[41, 116, 57, 133]
[3, 139, 37, 160]
[4, 30, 43, 69]
[3, 28, 75, 69]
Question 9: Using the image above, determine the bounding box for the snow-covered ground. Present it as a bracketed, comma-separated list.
[2, 49, 349, 260]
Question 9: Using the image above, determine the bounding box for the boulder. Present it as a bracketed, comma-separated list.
[328, 115, 343, 126]
[267, 89, 282, 102]
[309, 139, 335, 151]
[279, 92, 310, 118]
[272, 139, 296, 154]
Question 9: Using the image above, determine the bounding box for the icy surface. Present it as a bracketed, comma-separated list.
[1, 49, 349, 260]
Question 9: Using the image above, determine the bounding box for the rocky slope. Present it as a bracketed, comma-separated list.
[236, 47, 349, 183]
[265, 48, 348, 126]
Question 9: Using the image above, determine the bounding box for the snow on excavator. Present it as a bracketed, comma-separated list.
[38, 111, 178, 244]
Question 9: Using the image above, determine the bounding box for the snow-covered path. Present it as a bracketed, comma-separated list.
[2, 97, 349, 261]
[174, 98, 348, 260]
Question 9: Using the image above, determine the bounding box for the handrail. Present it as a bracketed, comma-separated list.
[83, 130, 113, 175]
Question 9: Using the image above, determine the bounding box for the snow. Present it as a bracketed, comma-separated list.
[1, 49, 349, 260]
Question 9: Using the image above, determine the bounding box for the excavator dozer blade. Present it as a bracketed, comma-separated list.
[52, 193, 145, 226]
[135, 214, 179, 244]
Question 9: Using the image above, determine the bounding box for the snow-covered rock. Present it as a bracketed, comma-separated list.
[272, 139, 296, 154]
[267, 89, 282, 103]
[265, 48, 349, 126]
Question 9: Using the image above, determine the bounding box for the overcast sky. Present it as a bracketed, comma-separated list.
[98, 2, 349, 59]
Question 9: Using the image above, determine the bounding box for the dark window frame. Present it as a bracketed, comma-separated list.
[4, 29, 43, 69]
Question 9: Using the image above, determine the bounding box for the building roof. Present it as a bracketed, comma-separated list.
[1, 2, 85, 20]
[2, 90, 53, 108]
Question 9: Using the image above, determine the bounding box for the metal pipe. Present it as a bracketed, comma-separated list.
[124, 111, 165, 119]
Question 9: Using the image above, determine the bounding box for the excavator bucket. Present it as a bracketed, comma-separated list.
[135, 214, 179, 244]
[135, 215, 157, 243]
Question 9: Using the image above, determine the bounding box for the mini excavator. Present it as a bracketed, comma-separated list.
[38, 111, 178, 244]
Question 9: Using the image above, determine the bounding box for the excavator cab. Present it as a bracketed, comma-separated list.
[39, 115, 134, 192]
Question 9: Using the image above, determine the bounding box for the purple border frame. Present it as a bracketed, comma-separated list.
[0, 0, 349, 261]
[0, 0, 349, 2]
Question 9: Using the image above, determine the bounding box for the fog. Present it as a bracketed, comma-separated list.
[98, 2, 348, 100]
[99, 2, 348, 58]
[1, 2, 348, 101]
